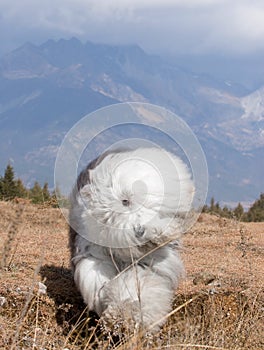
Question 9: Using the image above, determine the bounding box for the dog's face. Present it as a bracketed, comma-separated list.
[76, 148, 194, 249]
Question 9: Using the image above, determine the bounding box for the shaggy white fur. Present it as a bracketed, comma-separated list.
[69, 147, 194, 330]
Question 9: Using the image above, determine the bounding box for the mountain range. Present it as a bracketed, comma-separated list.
[0, 38, 263, 206]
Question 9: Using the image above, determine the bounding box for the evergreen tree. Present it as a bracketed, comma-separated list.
[233, 202, 244, 220]
[222, 206, 232, 218]
[51, 186, 70, 208]
[42, 182, 50, 202]
[1, 164, 17, 200]
[215, 202, 220, 213]
[30, 181, 43, 204]
[210, 197, 215, 212]
[15, 178, 28, 198]
[202, 204, 209, 213]
[246, 193, 264, 222]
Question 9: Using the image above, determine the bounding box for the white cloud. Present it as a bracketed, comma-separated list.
[1, 0, 264, 56]
[235, 5, 264, 39]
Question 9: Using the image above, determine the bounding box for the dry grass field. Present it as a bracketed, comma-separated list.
[0, 201, 263, 349]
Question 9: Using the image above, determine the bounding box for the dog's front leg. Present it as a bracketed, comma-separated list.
[74, 257, 116, 315]
[101, 265, 173, 330]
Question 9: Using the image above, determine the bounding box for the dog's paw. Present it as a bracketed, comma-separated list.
[100, 300, 142, 335]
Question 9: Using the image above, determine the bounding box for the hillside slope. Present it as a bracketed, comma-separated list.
[0, 202, 263, 348]
[0, 38, 263, 203]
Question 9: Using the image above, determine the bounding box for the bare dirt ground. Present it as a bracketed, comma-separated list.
[0, 201, 263, 349]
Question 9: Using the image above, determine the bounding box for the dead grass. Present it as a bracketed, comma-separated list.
[0, 201, 263, 349]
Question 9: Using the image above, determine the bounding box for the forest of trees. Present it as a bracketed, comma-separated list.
[0, 164, 56, 206]
[203, 194, 264, 222]
[0, 164, 263, 221]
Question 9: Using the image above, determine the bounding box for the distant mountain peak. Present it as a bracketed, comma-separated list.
[41, 37, 83, 49]
[0, 41, 57, 79]
[241, 86, 264, 121]
[0, 38, 263, 203]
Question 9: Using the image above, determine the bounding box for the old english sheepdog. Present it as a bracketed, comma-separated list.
[69, 147, 194, 330]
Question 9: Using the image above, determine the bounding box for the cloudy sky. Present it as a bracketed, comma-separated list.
[1, 0, 264, 57]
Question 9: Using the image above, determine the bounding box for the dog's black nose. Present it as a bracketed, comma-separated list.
[134, 224, 145, 237]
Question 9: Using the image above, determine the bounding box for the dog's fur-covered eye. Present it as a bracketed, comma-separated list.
[122, 199, 130, 207]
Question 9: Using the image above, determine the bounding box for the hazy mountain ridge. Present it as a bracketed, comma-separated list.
[0, 38, 263, 203]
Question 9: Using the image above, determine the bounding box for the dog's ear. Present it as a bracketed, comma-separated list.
[79, 183, 92, 200]
[77, 168, 91, 191]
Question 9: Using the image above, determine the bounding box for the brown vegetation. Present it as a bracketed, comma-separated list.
[0, 201, 263, 349]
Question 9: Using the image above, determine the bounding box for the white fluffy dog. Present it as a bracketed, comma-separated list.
[69, 147, 194, 330]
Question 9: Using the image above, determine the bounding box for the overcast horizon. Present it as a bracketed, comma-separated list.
[1, 1, 264, 56]
[1, 1, 264, 88]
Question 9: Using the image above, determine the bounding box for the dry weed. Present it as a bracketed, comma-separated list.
[0, 203, 263, 349]
[0, 204, 24, 269]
